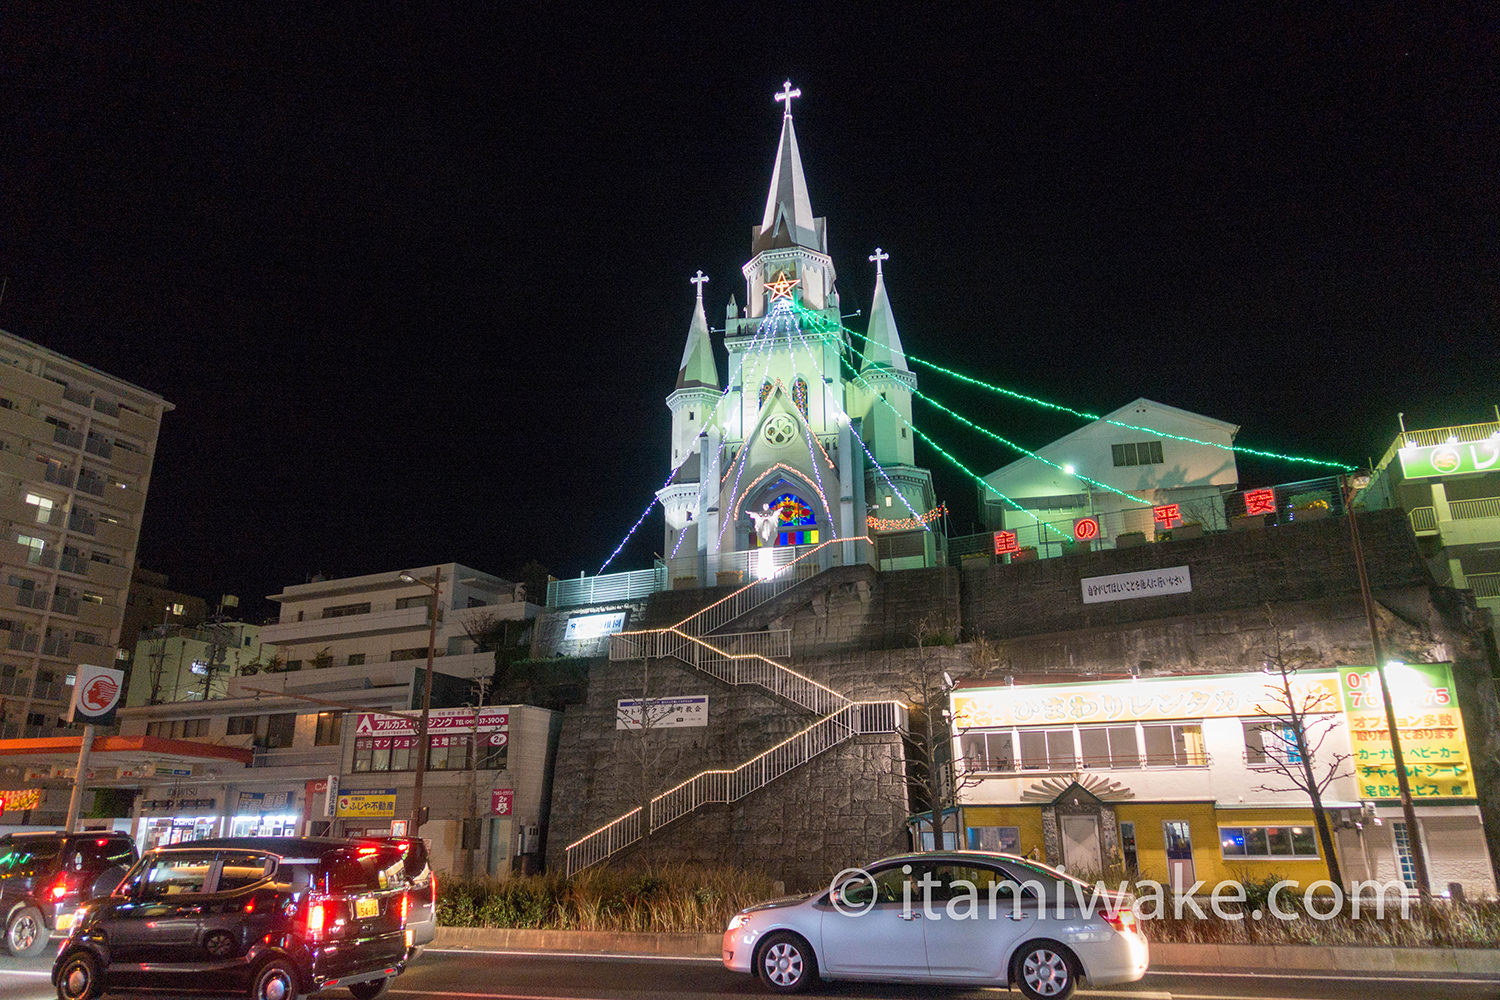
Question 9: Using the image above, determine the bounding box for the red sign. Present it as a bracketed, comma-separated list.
[993, 530, 1020, 555]
[1073, 517, 1100, 541]
[1153, 504, 1182, 528]
[491, 789, 514, 816]
[1243, 488, 1277, 516]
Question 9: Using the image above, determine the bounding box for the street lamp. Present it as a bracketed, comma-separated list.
[398, 566, 443, 836]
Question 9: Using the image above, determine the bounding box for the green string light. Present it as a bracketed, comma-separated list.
[793, 303, 1355, 472]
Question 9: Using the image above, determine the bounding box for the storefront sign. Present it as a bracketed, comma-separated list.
[353, 707, 508, 736]
[491, 788, 513, 815]
[336, 788, 396, 818]
[1398, 440, 1500, 480]
[69, 663, 125, 726]
[953, 671, 1341, 730]
[1081, 566, 1192, 604]
[0, 789, 42, 812]
[1337, 663, 1474, 799]
[617, 695, 709, 730]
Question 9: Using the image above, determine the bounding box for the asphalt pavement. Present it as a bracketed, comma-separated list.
[2, 946, 1498, 1000]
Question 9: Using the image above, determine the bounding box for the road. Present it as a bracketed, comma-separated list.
[2, 947, 1498, 1000]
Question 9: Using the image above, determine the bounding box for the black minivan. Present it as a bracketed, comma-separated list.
[0, 831, 137, 957]
[53, 837, 411, 1000]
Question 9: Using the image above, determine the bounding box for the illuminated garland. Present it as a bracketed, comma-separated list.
[868, 504, 947, 532]
[792, 303, 1354, 472]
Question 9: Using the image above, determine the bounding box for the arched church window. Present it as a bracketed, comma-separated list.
[792, 377, 809, 419]
[755, 492, 819, 547]
[759, 381, 774, 408]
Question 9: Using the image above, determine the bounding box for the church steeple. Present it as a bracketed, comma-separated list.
[860, 248, 909, 373]
[757, 81, 818, 252]
[676, 270, 719, 390]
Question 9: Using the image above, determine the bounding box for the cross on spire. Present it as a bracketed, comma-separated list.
[690, 270, 709, 301]
[869, 247, 889, 277]
[774, 80, 801, 118]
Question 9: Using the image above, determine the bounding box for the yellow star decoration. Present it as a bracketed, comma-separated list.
[765, 270, 801, 301]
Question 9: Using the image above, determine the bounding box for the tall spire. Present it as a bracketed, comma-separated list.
[677, 271, 719, 390]
[758, 81, 818, 251]
[861, 249, 909, 372]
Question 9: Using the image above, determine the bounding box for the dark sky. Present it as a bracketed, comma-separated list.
[4, 7, 1496, 620]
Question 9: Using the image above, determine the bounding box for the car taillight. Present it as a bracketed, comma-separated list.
[306, 900, 327, 941]
[400, 892, 410, 925]
[1104, 909, 1139, 935]
[429, 873, 437, 901]
[50, 874, 71, 901]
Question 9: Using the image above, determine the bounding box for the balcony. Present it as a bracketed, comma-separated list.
[52, 425, 84, 449]
[0, 448, 36, 482]
[0, 585, 47, 616]
[44, 463, 75, 488]
[95, 518, 136, 550]
[261, 603, 431, 645]
[1409, 506, 1437, 535]
[66, 510, 97, 536]
[58, 552, 90, 576]
[0, 404, 48, 441]
[40, 634, 72, 658]
[108, 447, 149, 476]
[117, 408, 157, 441]
[1468, 573, 1500, 602]
[71, 634, 113, 662]
[87, 560, 131, 590]
[8, 631, 39, 653]
[75, 599, 121, 630]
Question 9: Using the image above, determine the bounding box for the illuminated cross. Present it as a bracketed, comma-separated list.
[869, 247, 889, 277]
[774, 80, 801, 118]
[690, 270, 709, 302]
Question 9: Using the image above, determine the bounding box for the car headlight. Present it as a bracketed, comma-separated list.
[727, 912, 751, 931]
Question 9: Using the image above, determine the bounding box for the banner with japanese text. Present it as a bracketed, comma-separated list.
[1337, 663, 1473, 799]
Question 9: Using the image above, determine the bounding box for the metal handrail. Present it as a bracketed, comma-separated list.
[611, 628, 845, 716]
[1468, 573, 1500, 600]
[670, 537, 873, 637]
[1447, 496, 1500, 521]
[566, 700, 905, 875]
[1409, 507, 1437, 533]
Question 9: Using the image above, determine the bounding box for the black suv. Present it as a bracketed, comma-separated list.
[53, 837, 411, 1000]
[359, 837, 434, 960]
[0, 831, 137, 957]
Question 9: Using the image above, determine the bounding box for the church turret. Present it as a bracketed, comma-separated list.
[851, 248, 927, 509]
[860, 248, 909, 374]
[660, 271, 720, 556]
[677, 270, 718, 390]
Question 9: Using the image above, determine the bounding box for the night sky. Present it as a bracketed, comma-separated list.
[4, 7, 1496, 620]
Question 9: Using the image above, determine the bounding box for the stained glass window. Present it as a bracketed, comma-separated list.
[771, 494, 814, 526]
[792, 377, 809, 419]
[758, 381, 774, 408]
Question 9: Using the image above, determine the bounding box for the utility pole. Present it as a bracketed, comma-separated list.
[400, 567, 443, 836]
[1345, 475, 1431, 900]
[64, 725, 95, 831]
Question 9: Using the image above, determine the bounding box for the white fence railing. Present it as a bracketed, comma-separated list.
[672, 538, 874, 638]
[1448, 496, 1500, 522]
[566, 700, 905, 875]
[611, 628, 844, 716]
[547, 565, 666, 609]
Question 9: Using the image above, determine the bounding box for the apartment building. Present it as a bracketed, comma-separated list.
[0, 329, 171, 738]
[111, 563, 557, 875]
[125, 619, 274, 706]
[1362, 413, 1500, 620]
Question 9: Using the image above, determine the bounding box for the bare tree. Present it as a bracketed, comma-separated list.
[460, 671, 494, 878]
[1249, 607, 1351, 886]
[900, 616, 981, 851]
[617, 656, 681, 860]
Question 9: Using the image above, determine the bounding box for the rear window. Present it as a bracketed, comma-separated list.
[325, 848, 408, 894]
[217, 852, 274, 892]
[0, 840, 61, 877]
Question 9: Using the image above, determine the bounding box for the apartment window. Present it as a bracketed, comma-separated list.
[23, 494, 54, 523]
[285, 660, 303, 671]
[314, 712, 342, 746]
[475, 734, 508, 770]
[1243, 720, 1302, 765]
[180, 718, 208, 738]
[390, 648, 427, 661]
[227, 716, 256, 736]
[168, 603, 185, 616]
[395, 596, 430, 611]
[262, 713, 296, 749]
[1142, 723, 1206, 766]
[15, 535, 45, 563]
[1111, 440, 1165, 467]
[353, 736, 414, 773]
[346, 653, 366, 666]
[321, 602, 371, 619]
[90, 553, 113, 565]
[1220, 825, 1318, 860]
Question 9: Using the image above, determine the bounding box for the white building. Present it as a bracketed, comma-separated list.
[109, 564, 558, 876]
[952, 668, 1495, 898]
[0, 328, 171, 739]
[979, 398, 1239, 558]
[660, 84, 939, 585]
[125, 620, 273, 706]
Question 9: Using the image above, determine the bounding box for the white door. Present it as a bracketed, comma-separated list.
[820, 863, 929, 976]
[921, 862, 1037, 979]
[1164, 820, 1196, 892]
[1061, 816, 1101, 874]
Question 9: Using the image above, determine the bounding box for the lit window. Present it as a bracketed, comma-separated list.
[169, 603, 185, 616]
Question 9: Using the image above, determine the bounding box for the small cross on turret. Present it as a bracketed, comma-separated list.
[690, 270, 709, 303]
[869, 247, 889, 278]
[774, 80, 801, 118]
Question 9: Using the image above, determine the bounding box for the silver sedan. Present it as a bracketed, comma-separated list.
[723, 850, 1148, 998]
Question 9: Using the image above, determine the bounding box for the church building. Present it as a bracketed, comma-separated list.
[658, 84, 938, 587]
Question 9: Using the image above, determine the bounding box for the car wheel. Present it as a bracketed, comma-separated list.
[55, 950, 104, 1000]
[6, 904, 49, 958]
[1013, 940, 1079, 1000]
[756, 931, 816, 994]
[347, 978, 392, 1000]
[204, 931, 238, 959]
[248, 958, 303, 1000]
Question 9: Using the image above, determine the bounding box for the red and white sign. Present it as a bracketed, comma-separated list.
[354, 707, 508, 736]
[490, 789, 513, 816]
[1152, 504, 1182, 528]
[993, 530, 1020, 555]
[1243, 487, 1277, 516]
[70, 664, 125, 725]
[1073, 517, 1100, 541]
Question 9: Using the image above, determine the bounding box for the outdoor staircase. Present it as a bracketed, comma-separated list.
[567, 539, 906, 875]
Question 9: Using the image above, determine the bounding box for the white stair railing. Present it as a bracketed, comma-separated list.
[566, 700, 906, 875]
[672, 537, 874, 639]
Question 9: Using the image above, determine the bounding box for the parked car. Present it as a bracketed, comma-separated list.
[0, 831, 137, 958]
[52, 836, 412, 1000]
[359, 836, 434, 959]
[722, 850, 1148, 998]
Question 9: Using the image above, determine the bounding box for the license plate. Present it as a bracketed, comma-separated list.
[55, 912, 74, 931]
[355, 897, 379, 919]
[405, 928, 414, 948]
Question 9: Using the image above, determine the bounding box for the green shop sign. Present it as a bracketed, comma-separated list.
[1398, 440, 1500, 479]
